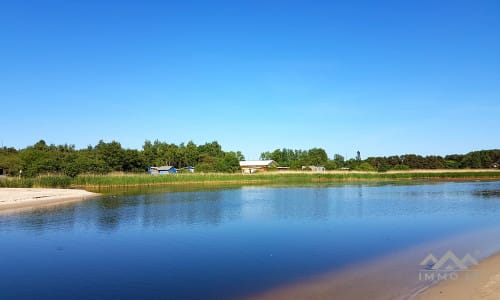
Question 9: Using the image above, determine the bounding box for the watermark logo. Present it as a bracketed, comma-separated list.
[419, 250, 479, 281]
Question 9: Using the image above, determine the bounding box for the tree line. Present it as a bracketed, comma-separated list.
[0, 140, 498, 177]
[260, 148, 500, 172]
[0, 139, 243, 177]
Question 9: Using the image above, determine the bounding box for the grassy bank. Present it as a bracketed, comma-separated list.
[1, 170, 500, 189]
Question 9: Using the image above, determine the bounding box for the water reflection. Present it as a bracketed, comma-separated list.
[140, 191, 228, 227]
[1, 181, 500, 234]
[3, 206, 78, 234]
[473, 190, 500, 198]
[1, 181, 500, 300]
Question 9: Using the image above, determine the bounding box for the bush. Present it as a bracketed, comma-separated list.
[392, 164, 410, 171]
[377, 163, 391, 172]
[354, 162, 375, 171]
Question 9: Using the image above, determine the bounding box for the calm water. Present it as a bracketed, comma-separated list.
[2, 181, 500, 299]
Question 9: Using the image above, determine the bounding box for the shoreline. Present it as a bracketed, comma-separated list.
[2, 183, 500, 298]
[416, 252, 500, 299]
[247, 226, 500, 300]
[0, 188, 100, 213]
[2, 169, 499, 189]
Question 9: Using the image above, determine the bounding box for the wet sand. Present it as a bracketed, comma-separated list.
[248, 227, 500, 300]
[0, 188, 99, 213]
[417, 252, 500, 300]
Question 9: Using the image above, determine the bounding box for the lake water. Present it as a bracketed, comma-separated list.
[2, 181, 500, 299]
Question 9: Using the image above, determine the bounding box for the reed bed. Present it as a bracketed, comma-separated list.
[1, 170, 500, 189]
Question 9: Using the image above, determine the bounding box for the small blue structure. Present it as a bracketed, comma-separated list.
[148, 166, 177, 175]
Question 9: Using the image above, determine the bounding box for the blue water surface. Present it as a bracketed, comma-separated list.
[1, 181, 500, 299]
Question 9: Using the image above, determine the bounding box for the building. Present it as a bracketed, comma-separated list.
[277, 167, 291, 171]
[310, 166, 325, 172]
[0, 168, 7, 176]
[184, 166, 195, 173]
[302, 165, 326, 172]
[239, 160, 277, 174]
[148, 166, 177, 175]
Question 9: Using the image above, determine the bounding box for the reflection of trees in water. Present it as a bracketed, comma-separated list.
[473, 190, 500, 197]
[4, 182, 500, 234]
[91, 184, 244, 197]
[334, 186, 365, 218]
[0, 205, 78, 233]
[97, 214, 120, 232]
[95, 196, 142, 232]
[141, 191, 231, 227]
[265, 188, 331, 220]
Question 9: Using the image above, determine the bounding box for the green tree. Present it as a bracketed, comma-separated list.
[95, 140, 125, 171]
[308, 148, 328, 166]
[354, 162, 375, 171]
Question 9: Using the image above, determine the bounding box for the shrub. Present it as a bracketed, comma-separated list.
[392, 164, 410, 171]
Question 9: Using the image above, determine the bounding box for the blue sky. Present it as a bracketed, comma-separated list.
[1, 0, 499, 159]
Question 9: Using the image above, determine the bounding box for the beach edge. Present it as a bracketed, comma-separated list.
[0, 188, 100, 213]
[415, 251, 500, 299]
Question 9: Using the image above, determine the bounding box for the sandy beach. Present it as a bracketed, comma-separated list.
[417, 252, 500, 300]
[248, 227, 500, 300]
[249, 251, 500, 300]
[0, 188, 99, 212]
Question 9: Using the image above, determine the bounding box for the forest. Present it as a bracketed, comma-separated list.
[0, 140, 498, 177]
[261, 148, 500, 172]
[0, 140, 243, 177]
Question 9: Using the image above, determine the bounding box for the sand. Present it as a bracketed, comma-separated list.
[248, 227, 500, 300]
[0, 188, 99, 212]
[417, 253, 500, 300]
[248, 251, 500, 300]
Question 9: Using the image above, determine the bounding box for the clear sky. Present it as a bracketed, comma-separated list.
[1, 0, 499, 159]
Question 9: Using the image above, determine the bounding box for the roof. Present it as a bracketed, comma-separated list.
[239, 160, 276, 167]
[151, 166, 175, 171]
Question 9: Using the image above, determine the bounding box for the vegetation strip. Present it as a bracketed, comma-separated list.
[1, 171, 500, 189]
[0, 140, 499, 178]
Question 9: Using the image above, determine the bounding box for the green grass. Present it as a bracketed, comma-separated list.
[0, 175, 72, 188]
[2, 170, 500, 190]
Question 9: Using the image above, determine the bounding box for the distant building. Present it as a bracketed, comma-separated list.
[184, 166, 195, 173]
[148, 166, 177, 175]
[277, 167, 291, 171]
[302, 166, 326, 172]
[0, 168, 7, 176]
[239, 160, 277, 174]
[311, 166, 325, 172]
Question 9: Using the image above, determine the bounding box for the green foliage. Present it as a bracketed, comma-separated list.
[95, 140, 125, 171]
[308, 148, 328, 166]
[377, 163, 391, 172]
[4, 171, 500, 189]
[445, 160, 461, 169]
[391, 164, 410, 171]
[324, 160, 339, 170]
[354, 162, 375, 171]
[6, 139, 246, 178]
[4, 138, 500, 180]
[260, 148, 332, 169]
[0, 147, 21, 175]
[367, 154, 453, 170]
[38, 175, 72, 188]
[460, 150, 500, 169]
[333, 154, 345, 164]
